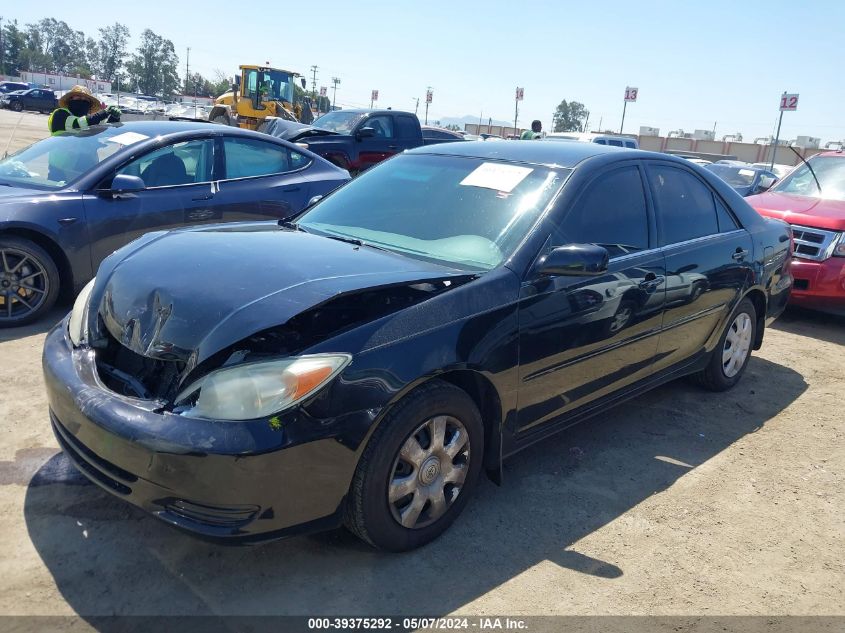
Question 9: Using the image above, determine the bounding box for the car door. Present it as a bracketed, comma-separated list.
[516, 163, 667, 433]
[644, 162, 754, 374]
[21, 90, 37, 110]
[210, 136, 313, 221]
[84, 137, 217, 267]
[356, 115, 398, 172]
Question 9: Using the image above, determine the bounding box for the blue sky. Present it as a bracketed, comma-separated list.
[6, 0, 845, 142]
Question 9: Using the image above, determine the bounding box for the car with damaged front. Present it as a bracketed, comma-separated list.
[43, 142, 793, 551]
[0, 121, 350, 326]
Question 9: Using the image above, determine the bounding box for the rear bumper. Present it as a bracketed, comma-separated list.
[788, 257, 845, 311]
[42, 319, 361, 543]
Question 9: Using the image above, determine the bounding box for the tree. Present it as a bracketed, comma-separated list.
[553, 100, 590, 132]
[1, 19, 27, 75]
[126, 29, 179, 97]
[96, 23, 130, 83]
[211, 69, 233, 97]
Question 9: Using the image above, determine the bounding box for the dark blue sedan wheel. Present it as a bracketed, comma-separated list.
[0, 237, 60, 327]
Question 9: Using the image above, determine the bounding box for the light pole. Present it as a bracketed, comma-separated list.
[331, 77, 340, 111]
[425, 86, 432, 125]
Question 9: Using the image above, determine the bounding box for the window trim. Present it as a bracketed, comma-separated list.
[219, 135, 313, 182]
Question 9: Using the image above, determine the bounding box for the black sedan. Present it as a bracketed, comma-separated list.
[0, 88, 57, 113]
[704, 163, 778, 197]
[0, 121, 350, 326]
[43, 142, 793, 550]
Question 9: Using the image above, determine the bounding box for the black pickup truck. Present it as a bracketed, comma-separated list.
[261, 109, 463, 174]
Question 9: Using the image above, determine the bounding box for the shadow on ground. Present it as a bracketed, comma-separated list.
[0, 304, 68, 343]
[771, 306, 844, 347]
[23, 356, 806, 620]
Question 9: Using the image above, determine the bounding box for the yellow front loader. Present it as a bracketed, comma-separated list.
[208, 65, 313, 129]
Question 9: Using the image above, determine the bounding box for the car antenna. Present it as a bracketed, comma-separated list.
[788, 146, 822, 194]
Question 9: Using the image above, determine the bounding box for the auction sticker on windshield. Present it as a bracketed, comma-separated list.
[106, 131, 149, 146]
[739, 169, 755, 177]
[460, 162, 533, 192]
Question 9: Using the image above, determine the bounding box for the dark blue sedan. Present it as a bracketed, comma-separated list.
[704, 163, 778, 197]
[0, 121, 350, 326]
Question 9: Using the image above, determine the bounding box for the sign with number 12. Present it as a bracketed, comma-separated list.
[780, 93, 799, 111]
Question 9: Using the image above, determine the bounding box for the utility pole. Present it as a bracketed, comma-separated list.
[771, 91, 787, 170]
[413, 97, 419, 115]
[331, 77, 340, 110]
[310, 65, 318, 100]
[425, 87, 432, 125]
[185, 47, 190, 95]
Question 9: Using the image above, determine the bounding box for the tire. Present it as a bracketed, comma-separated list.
[210, 114, 230, 126]
[694, 297, 756, 391]
[11, 101, 23, 112]
[0, 236, 61, 327]
[344, 380, 484, 551]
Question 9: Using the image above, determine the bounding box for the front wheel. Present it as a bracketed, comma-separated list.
[344, 380, 484, 551]
[694, 298, 756, 391]
[11, 101, 23, 112]
[0, 237, 61, 327]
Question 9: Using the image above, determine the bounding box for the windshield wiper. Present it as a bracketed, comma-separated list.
[320, 232, 392, 252]
[278, 219, 307, 231]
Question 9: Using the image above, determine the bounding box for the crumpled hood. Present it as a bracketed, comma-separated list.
[260, 117, 338, 142]
[93, 224, 469, 368]
[747, 192, 845, 231]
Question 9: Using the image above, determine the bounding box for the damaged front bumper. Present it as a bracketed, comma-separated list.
[41, 318, 364, 543]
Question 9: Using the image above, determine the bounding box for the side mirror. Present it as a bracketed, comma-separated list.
[105, 174, 145, 197]
[758, 175, 777, 192]
[357, 127, 376, 140]
[536, 244, 609, 276]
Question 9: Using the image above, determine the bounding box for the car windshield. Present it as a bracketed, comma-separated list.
[0, 126, 131, 190]
[705, 165, 757, 187]
[771, 156, 845, 201]
[312, 111, 367, 134]
[298, 154, 568, 271]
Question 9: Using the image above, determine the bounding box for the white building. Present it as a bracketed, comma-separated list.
[19, 71, 111, 94]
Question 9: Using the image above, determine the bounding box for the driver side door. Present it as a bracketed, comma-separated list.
[83, 138, 217, 268]
[356, 115, 397, 172]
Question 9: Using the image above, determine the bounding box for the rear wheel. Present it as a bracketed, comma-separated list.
[694, 298, 756, 391]
[0, 237, 60, 327]
[345, 380, 483, 551]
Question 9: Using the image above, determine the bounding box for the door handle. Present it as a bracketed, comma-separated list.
[732, 248, 749, 261]
[192, 193, 214, 201]
[388, 145, 398, 150]
[282, 186, 301, 192]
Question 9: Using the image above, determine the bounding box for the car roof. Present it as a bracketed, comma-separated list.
[408, 139, 641, 168]
[322, 108, 414, 116]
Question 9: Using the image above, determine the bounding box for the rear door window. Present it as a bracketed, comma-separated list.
[223, 137, 294, 179]
[647, 164, 719, 245]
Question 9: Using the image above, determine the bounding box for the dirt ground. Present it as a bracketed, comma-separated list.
[0, 109, 842, 623]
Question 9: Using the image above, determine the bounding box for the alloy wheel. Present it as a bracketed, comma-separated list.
[388, 415, 470, 529]
[722, 312, 752, 378]
[0, 247, 50, 322]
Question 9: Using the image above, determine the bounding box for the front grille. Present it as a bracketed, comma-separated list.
[791, 225, 839, 261]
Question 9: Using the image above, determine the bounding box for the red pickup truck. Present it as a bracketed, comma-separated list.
[747, 150, 845, 313]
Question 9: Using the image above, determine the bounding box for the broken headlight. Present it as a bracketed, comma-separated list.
[68, 278, 96, 347]
[174, 354, 351, 421]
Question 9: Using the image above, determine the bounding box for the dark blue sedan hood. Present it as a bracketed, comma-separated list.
[93, 223, 472, 367]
